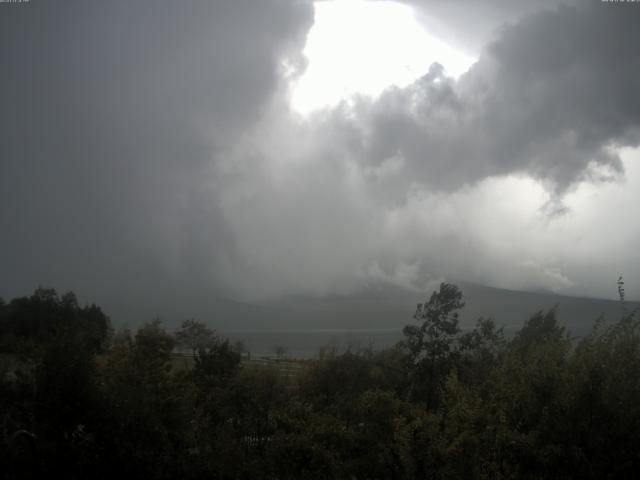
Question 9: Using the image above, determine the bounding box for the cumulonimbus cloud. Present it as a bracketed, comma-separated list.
[213, 1, 640, 299]
[1, 1, 639, 321]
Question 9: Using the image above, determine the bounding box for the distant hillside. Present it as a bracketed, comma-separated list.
[215, 282, 637, 338]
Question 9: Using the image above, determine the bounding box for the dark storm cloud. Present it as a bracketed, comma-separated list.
[2, 0, 640, 316]
[0, 0, 312, 319]
[331, 2, 640, 196]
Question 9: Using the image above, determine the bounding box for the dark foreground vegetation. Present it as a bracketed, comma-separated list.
[1, 284, 640, 479]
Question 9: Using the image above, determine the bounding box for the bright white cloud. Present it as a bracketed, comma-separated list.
[290, 0, 476, 113]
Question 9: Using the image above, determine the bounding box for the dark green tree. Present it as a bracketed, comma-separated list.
[402, 282, 464, 407]
[174, 319, 218, 356]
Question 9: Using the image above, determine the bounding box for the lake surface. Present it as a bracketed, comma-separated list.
[221, 322, 543, 358]
[223, 329, 404, 357]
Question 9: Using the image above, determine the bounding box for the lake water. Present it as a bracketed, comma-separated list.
[222, 329, 404, 358]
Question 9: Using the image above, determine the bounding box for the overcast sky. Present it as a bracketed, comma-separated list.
[1, 0, 639, 320]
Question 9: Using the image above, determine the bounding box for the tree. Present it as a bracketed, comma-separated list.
[192, 339, 241, 390]
[175, 319, 218, 355]
[511, 308, 566, 352]
[233, 339, 247, 356]
[96, 320, 187, 479]
[458, 317, 506, 388]
[0, 287, 111, 356]
[402, 282, 464, 407]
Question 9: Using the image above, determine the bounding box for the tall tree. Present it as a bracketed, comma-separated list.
[402, 282, 464, 407]
[175, 319, 218, 356]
